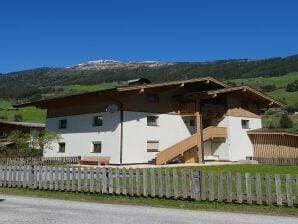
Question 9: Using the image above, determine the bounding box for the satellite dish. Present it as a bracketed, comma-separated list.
[106, 104, 119, 113]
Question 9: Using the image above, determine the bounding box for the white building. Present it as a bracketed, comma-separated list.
[16, 77, 283, 165]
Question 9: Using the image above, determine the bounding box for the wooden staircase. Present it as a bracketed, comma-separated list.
[155, 126, 227, 165]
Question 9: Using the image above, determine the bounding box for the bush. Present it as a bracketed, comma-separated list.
[286, 80, 298, 92]
[14, 114, 23, 122]
[279, 114, 293, 128]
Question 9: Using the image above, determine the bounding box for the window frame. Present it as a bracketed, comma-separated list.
[241, 119, 250, 129]
[58, 119, 67, 129]
[58, 142, 66, 153]
[147, 140, 159, 152]
[91, 141, 102, 153]
[93, 115, 103, 127]
[147, 115, 159, 126]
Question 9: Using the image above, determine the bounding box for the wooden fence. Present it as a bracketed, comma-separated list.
[0, 165, 297, 207]
[0, 157, 81, 166]
[254, 157, 298, 166]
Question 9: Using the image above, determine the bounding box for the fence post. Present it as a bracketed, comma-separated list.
[60, 167, 65, 191]
[71, 167, 76, 192]
[255, 173, 262, 205]
[236, 172, 242, 204]
[165, 169, 171, 198]
[275, 174, 282, 206]
[129, 168, 134, 196]
[90, 168, 94, 193]
[245, 173, 252, 205]
[226, 172, 232, 203]
[265, 174, 271, 206]
[285, 174, 293, 207]
[150, 168, 155, 197]
[181, 170, 188, 199]
[208, 172, 214, 201]
[136, 168, 141, 196]
[12, 165, 17, 188]
[43, 166, 48, 190]
[96, 167, 101, 193]
[115, 168, 120, 195]
[193, 171, 201, 201]
[157, 168, 163, 198]
[200, 171, 206, 201]
[38, 166, 42, 189]
[143, 169, 148, 197]
[17, 165, 22, 188]
[173, 168, 179, 199]
[54, 167, 59, 191]
[66, 167, 70, 191]
[49, 166, 53, 190]
[77, 167, 82, 192]
[83, 168, 88, 193]
[102, 168, 107, 194]
[217, 172, 223, 202]
[121, 168, 126, 195]
[108, 167, 113, 194]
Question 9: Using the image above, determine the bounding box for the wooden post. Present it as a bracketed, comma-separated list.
[285, 174, 293, 207]
[275, 174, 282, 206]
[245, 173, 252, 205]
[158, 169, 163, 198]
[173, 168, 178, 199]
[208, 171, 214, 201]
[165, 169, 171, 198]
[136, 169, 141, 196]
[265, 174, 271, 206]
[108, 167, 113, 194]
[226, 172, 232, 203]
[129, 168, 133, 196]
[122, 168, 126, 195]
[150, 168, 155, 197]
[90, 168, 94, 193]
[96, 167, 101, 193]
[181, 170, 188, 199]
[115, 168, 120, 195]
[143, 169, 148, 197]
[195, 99, 204, 164]
[217, 172, 223, 202]
[83, 168, 88, 193]
[255, 173, 262, 205]
[236, 172, 242, 204]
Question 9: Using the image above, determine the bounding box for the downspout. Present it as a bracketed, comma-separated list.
[119, 102, 124, 165]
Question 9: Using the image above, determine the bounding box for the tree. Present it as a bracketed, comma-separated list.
[279, 113, 293, 129]
[286, 80, 298, 92]
[5, 130, 61, 157]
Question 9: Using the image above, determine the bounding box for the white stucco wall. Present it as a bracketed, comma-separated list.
[122, 112, 193, 164]
[225, 116, 262, 161]
[45, 112, 121, 164]
[45, 111, 193, 164]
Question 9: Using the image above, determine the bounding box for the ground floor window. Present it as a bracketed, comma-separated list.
[92, 141, 102, 153]
[147, 140, 159, 152]
[58, 142, 66, 153]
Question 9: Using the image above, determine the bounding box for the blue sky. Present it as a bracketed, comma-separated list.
[0, 0, 298, 73]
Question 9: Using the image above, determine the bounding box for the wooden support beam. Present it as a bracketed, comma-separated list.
[196, 99, 204, 164]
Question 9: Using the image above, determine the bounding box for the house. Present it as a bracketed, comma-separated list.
[14, 77, 283, 165]
[0, 120, 45, 146]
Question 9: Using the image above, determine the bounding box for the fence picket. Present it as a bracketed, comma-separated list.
[226, 172, 232, 203]
[158, 169, 163, 198]
[108, 167, 113, 194]
[102, 168, 107, 194]
[143, 169, 148, 197]
[285, 174, 293, 207]
[66, 167, 70, 191]
[275, 174, 282, 206]
[150, 168, 156, 197]
[71, 167, 76, 192]
[49, 166, 53, 190]
[96, 167, 101, 193]
[54, 167, 59, 191]
[181, 170, 187, 199]
[165, 169, 171, 198]
[255, 173, 262, 205]
[129, 168, 133, 196]
[83, 168, 88, 192]
[236, 172, 242, 203]
[122, 168, 126, 195]
[173, 169, 178, 199]
[245, 173, 252, 204]
[115, 168, 120, 195]
[208, 172, 214, 201]
[90, 168, 94, 193]
[200, 171, 206, 201]
[265, 174, 271, 206]
[217, 172, 223, 202]
[136, 169, 141, 196]
[77, 167, 82, 192]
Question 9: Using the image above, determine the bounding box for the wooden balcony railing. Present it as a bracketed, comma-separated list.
[203, 126, 227, 141]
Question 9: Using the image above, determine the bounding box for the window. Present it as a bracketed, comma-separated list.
[146, 93, 159, 103]
[189, 119, 195, 127]
[58, 142, 66, 153]
[147, 141, 159, 152]
[92, 142, 102, 153]
[147, 115, 159, 126]
[93, 116, 103, 126]
[59, 119, 67, 129]
[241, 119, 250, 129]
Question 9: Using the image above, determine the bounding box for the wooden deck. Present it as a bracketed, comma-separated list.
[156, 126, 227, 165]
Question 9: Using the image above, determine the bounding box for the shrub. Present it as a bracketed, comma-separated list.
[279, 113, 293, 128]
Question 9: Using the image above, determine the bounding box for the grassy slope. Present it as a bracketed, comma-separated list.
[230, 72, 298, 106]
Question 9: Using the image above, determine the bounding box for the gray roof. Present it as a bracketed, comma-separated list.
[0, 120, 45, 128]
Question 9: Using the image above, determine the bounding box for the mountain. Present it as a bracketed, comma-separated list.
[0, 55, 298, 104]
